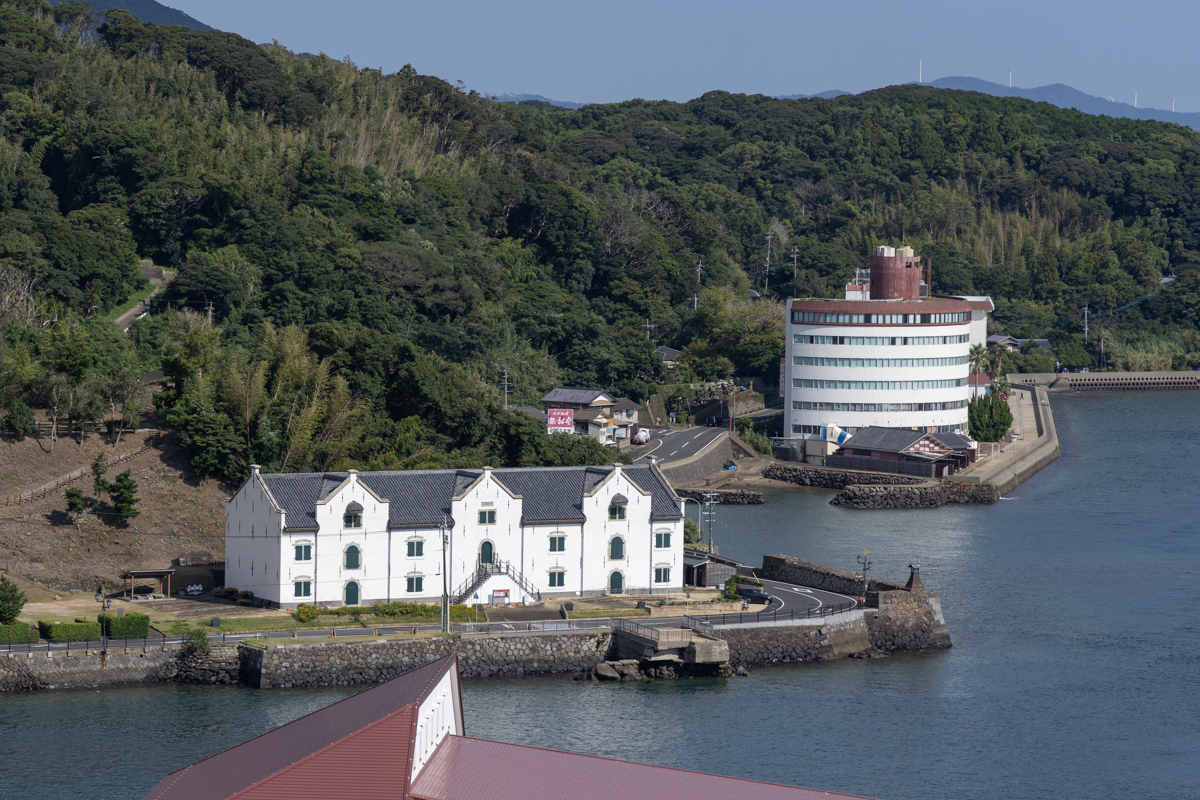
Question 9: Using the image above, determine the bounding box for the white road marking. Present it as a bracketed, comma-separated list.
[669, 450, 678, 456]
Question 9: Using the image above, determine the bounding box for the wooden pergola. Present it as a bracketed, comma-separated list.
[121, 568, 175, 599]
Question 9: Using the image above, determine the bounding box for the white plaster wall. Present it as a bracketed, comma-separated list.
[224, 475, 286, 606]
[411, 668, 463, 780]
[786, 321, 971, 436]
[449, 471, 524, 591]
[523, 522, 583, 601]
[308, 473, 390, 606]
[388, 527, 441, 604]
[579, 468, 681, 594]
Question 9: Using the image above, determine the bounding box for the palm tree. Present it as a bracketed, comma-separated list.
[968, 343, 987, 398]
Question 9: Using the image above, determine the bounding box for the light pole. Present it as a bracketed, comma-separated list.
[856, 550, 872, 604]
[440, 517, 450, 633]
[94, 592, 111, 651]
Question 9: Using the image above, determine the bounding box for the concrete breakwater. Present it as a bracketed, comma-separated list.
[763, 464, 924, 489]
[675, 488, 765, 505]
[830, 479, 998, 508]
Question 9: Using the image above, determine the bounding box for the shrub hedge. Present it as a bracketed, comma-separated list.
[98, 613, 150, 638]
[38, 620, 102, 642]
[0, 623, 38, 644]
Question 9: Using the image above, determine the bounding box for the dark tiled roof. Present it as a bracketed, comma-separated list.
[260, 464, 680, 529]
[840, 426, 925, 454]
[511, 405, 546, 422]
[623, 464, 683, 520]
[541, 386, 613, 405]
[612, 397, 640, 412]
[409, 735, 878, 800]
[490, 468, 588, 523]
[260, 472, 348, 530]
[143, 656, 455, 800]
[361, 470, 479, 528]
[931, 432, 974, 449]
[655, 345, 682, 360]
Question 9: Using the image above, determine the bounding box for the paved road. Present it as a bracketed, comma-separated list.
[631, 426, 727, 465]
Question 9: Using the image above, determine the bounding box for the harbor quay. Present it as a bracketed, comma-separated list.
[0, 555, 948, 692]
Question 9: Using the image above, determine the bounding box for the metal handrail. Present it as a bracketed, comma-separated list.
[611, 618, 693, 642]
[692, 600, 856, 627]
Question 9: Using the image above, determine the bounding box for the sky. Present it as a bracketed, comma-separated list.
[168, 0, 1200, 113]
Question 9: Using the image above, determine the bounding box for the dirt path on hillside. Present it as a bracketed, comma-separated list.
[114, 268, 171, 333]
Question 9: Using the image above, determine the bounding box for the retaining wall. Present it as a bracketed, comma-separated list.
[717, 612, 871, 667]
[655, 434, 733, 487]
[761, 554, 906, 594]
[0, 644, 243, 691]
[829, 480, 999, 508]
[674, 488, 764, 505]
[763, 464, 924, 490]
[242, 631, 614, 688]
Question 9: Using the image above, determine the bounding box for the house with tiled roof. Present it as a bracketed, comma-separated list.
[225, 463, 684, 608]
[144, 654, 882, 800]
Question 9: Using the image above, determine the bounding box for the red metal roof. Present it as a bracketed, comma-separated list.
[142, 655, 457, 800]
[409, 736, 880, 800]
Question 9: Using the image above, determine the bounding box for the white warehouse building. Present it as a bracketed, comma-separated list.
[224, 463, 684, 609]
[785, 246, 993, 440]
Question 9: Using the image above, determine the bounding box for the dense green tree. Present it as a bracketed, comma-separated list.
[0, 575, 26, 625]
[968, 395, 1014, 442]
[107, 469, 140, 521]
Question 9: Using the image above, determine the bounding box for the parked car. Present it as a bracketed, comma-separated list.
[736, 585, 773, 604]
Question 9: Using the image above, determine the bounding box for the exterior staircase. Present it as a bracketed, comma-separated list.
[451, 559, 542, 605]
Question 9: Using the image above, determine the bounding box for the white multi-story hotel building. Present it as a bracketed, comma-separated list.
[224, 463, 684, 609]
[785, 247, 993, 439]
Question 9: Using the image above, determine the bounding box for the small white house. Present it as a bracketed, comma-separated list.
[224, 463, 684, 609]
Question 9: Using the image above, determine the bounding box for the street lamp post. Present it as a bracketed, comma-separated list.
[94, 592, 111, 651]
[439, 517, 450, 634]
[856, 550, 872, 605]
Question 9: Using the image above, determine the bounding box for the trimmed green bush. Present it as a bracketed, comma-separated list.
[293, 604, 319, 622]
[0, 623, 38, 644]
[98, 612, 150, 638]
[324, 606, 373, 617]
[39, 620, 103, 642]
[372, 601, 472, 621]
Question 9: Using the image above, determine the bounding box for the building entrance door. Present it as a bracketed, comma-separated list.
[480, 541, 493, 564]
[345, 581, 360, 606]
[609, 571, 623, 594]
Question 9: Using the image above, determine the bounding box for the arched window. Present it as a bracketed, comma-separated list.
[344, 502, 363, 528]
[609, 536, 624, 560]
[608, 494, 627, 521]
[345, 581, 360, 606]
[345, 545, 361, 569]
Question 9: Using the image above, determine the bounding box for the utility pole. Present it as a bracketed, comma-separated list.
[642, 318, 657, 340]
[499, 368, 510, 409]
[919, 60, 922, 84]
[789, 247, 800, 282]
[204, 298, 214, 326]
[694, 259, 705, 311]
[701, 492, 719, 553]
[856, 550, 872, 604]
[1008, 69, 1012, 88]
[1083, 305, 1088, 343]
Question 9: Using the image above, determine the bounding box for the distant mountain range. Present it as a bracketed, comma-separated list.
[921, 76, 1200, 130]
[47, 0, 212, 31]
[495, 78, 1198, 130]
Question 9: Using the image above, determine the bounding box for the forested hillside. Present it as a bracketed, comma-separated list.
[0, 1, 1197, 485]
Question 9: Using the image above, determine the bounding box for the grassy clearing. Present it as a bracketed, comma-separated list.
[106, 278, 156, 321]
[566, 608, 650, 619]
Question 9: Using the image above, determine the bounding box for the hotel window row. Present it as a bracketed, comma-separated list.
[793, 400, 968, 412]
[793, 334, 970, 346]
[791, 311, 969, 325]
[793, 356, 968, 368]
[794, 423, 965, 435]
[792, 378, 968, 390]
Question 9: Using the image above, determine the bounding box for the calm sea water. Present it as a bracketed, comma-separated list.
[2, 392, 1197, 800]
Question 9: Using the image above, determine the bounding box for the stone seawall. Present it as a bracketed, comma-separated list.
[829, 479, 999, 508]
[0, 645, 242, 692]
[761, 554, 906, 595]
[675, 488, 764, 505]
[764, 464, 924, 490]
[760, 555, 951, 653]
[243, 632, 614, 689]
[717, 614, 872, 667]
